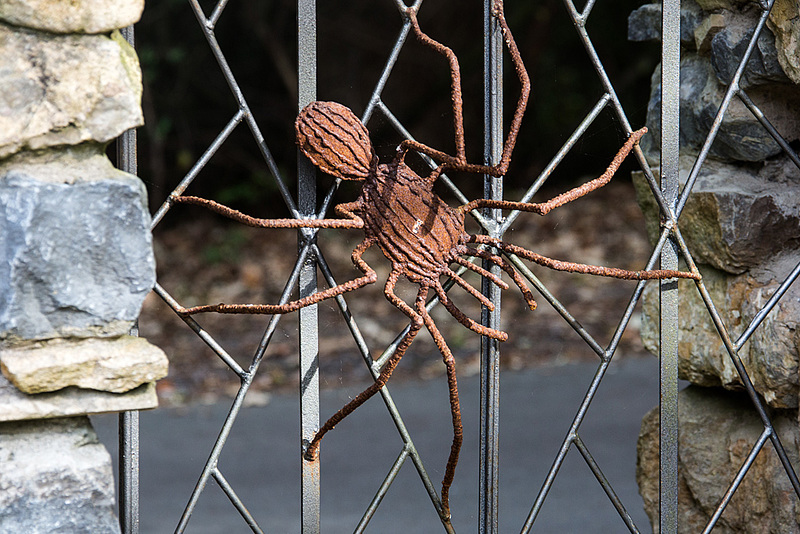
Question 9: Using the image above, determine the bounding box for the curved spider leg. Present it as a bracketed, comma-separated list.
[458, 245, 538, 310]
[487, 0, 531, 177]
[401, 8, 466, 165]
[419, 303, 463, 519]
[431, 279, 508, 342]
[470, 235, 701, 281]
[304, 270, 425, 460]
[178, 236, 378, 316]
[173, 195, 365, 229]
[401, 1, 530, 179]
[451, 255, 509, 290]
[457, 128, 648, 217]
[441, 266, 495, 311]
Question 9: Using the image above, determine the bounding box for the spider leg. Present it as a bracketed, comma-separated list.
[442, 266, 494, 311]
[177, 237, 378, 316]
[451, 255, 508, 290]
[304, 272, 426, 460]
[470, 235, 700, 280]
[420, 304, 463, 519]
[431, 279, 508, 342]
[459, 245, 538, 310]
[173, 195, 364, 229]
[401, 1, 530, 178]
[457, 128, 648, 217]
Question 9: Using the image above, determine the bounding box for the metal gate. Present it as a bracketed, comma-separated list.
[116, 0, 800, 532]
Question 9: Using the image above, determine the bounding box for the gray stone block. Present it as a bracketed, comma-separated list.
[0, 150, 156, 342]
[0, 25, 142, 159]
[634, 156, 800, 274]
[640, 258, 800, 409]
[627, 1, 702, 46]
[710, 16, 790, 88]
[0, 0, 143, 34]
[0, 417, 121, 533]
[638, 387, 800, 533]
[641, 55, 800, 163]
[1, 335, 168, 394]
[768, 0, 800, 84]
[0, 373, 157, 422]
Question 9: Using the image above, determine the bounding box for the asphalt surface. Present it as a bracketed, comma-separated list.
[92, 357, 661, 533]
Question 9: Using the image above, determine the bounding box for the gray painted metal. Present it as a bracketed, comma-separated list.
[116, 0, 800, 531]
[117, 23, 141, 534]
[479, 1, 503, 532]
[659, 2, 680, 534]
[297, 2, 320, 532]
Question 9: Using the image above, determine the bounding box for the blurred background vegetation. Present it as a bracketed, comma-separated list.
[133, 0, 657, 217]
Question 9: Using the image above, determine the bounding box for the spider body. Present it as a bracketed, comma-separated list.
[361, 163, 466, 287]
[173, 1, 699, 520]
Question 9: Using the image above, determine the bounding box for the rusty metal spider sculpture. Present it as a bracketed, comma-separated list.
[172, 0, 698, 517]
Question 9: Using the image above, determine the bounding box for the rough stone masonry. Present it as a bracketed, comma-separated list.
[629, 1, 800, 532]
[0, 1, 167, 532]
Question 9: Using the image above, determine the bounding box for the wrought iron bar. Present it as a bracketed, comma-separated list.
[677, 0, 776, 218]
[212, 468, 264, 533]
[152, 109, 245, 228]
[734, 260, 800, 351]
[659, 2, 681, 534]
[172, 240, 316, 531]
[186, 0, 299, 218]
[314, 243, 456, 531]
[297, 1, 320, 532]
[691, 277, 800, 529]
[499, 93, 612, 234]
[737, 90, 800, 170]
[573, 435, 639, 533]
[118, 410, 140, 534]
[701, 428, 772, 534]
[117, 22, 140, 534]
[480, 2, 503, 531]
[522, 359, 622, 531]
[355, 446, 411, 532]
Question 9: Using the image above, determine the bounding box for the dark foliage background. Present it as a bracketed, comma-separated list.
[133, 0, 657, 216]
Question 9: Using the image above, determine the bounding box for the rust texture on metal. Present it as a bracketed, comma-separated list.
[171, 0, 698, 518]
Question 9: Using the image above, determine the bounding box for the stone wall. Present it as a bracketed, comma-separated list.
[629, 1, 800, 532]
[0, 1, 167, 532]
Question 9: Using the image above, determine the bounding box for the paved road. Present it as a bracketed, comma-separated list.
[93, 357, 661, 533]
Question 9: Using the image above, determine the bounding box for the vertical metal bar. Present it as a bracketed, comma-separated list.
[479, 1, 502, 531]
[119, 410, 140, 534]
[659, 2, 681, 533]
[297, 1, 320, 532]
[117, 22, 140, 534]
